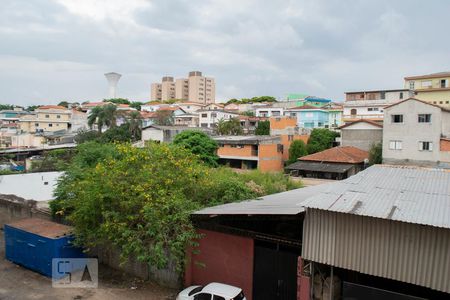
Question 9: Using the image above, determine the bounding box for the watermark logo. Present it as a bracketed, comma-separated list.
[52, 258, 98, 288]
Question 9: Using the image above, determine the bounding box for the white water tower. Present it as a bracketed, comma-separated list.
[104, 72, 122, 98]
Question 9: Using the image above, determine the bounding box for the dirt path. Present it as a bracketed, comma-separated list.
[0, 230, 178, 300]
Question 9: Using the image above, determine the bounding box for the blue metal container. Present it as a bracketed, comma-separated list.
[4, 218, 85, 277]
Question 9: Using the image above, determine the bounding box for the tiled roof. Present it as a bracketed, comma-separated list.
[288, 105, 321, 110]
[339, 119, 383, 129]
[300, 146, 369, 164]
[38, 105, 67, 110]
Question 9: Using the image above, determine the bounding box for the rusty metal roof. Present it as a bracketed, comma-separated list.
[6, 218, 73, 239]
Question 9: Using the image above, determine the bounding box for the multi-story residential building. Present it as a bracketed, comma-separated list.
[141, 101, 170, 112]
[238, 116, 268, 135]
[174, 113, 199, 127]
[285, 105, 329, 129]
[404, 72, 450, 108]
[255, 106, 284, 117]
[322, 102, 343, 128]
[175, 102, 205, 114]
[150, 71, 215, 104]
[150, 83, 162, 101]
[269, 116, 309, 161]
[198, 109, 239, 128]
[343, 89, 410, 123]
[383, 98, 450, 167]
[214, 135, 284, 172]
[19, 105, 71, 133]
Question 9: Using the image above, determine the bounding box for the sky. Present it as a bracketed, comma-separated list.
[1, 0, 450, 106]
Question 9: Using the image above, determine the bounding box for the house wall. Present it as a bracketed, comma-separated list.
[217, 144, 256, 157]
[383, 100, 448, 165]
[142, 128, 164, 142]
[303, 209, 450, 294]
[186, 229, 254, 300]
[258, 143, 284, 172]
[341, 127, 382, 151]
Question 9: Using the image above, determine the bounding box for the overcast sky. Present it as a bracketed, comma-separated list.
[1, 0, 449, 106]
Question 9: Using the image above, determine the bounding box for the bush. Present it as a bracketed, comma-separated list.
[173, 130, 219, 167]
[369, 142, 382, 165]
[255, 120, 270, 135]
[287, 140, 308, 165]
[306, 128, 339, 154]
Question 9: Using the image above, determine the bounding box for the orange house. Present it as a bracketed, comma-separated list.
[214, 136, 284, 172]
[270, 117, 309, 161]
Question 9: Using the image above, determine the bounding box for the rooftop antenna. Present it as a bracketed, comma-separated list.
[104, 72, 122, 98]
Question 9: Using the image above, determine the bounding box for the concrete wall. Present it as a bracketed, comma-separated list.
[383, 99, 448, 165]
[341, 127, 382, 152]
[186, 229, 254, 300]
[142, 128, 164, 142]
[0, 196, 51, 228]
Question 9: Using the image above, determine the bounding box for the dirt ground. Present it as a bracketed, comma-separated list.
[0, 230, 178, 300]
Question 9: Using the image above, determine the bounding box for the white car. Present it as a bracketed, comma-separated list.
[177, 282, 247, 300]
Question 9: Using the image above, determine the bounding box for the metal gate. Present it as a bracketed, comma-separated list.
[253, 241, 299, 300]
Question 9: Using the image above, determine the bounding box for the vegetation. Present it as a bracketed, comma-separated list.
[30, 149, 75, 172]
[172, 130, 219, 167]
[287, 140, 308, 165]
[87, 104, 118, 133]
[241, 111, 255, 117]
[226, 96, 277, 105]
[51, 142, 302, 274]
[306, 128, 339, 154]
[153, 110, 174, 126]
[255, 120, 270, 135]
[0, 104, 14, 110]
[368, 142, 382, 165]
[103, 98, 144, 111]
[216, 118, 243, 135]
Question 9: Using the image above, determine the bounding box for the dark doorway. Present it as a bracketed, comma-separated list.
[253, 241, 299, 300]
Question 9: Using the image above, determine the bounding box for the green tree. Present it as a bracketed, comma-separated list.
[51, 142, 302, 274]
[153, 110, 173, 125]
[216, 117, 243, 135]
[287, 140, 308, 165]
[241, 111, 255, 117]
[99, 124, 133, 143]
[226, 96, 277, 105]
[104, 98, 130, 105]
[87, 104, 118, 133]
[57, 101, 70, 108]
[255, 120, 270, 135]
[74, 129, 101, 144]
[26, 105, 40, 111]
[129, 101, 144, 111]
[126, 111, 142, 141]
[173, 130, 219, 167]
[368, 142, 382, 165]
[0, 104, 14, 110]
[306, 128, 339, 154]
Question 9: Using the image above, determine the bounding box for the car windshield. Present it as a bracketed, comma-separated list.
[233, 291, 245, 300]
[188, 286, 204, 296]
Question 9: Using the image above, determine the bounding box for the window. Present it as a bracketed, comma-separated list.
[441, 79, 449, 88]
[45, 114, 50, 118]
[57, 115, 61, 118]
[234, 291, 246, 300]
[189, 287, 204, 296]
[409, 81, 415, 90]
[380, 91, 386, 99]
[290, 112, 297, 117]
[419, 141, 433, 151]
[35, 123, 39, 127]
[418, 114, 431, 123]
[399, 92, 404, 99]
[272, 111, 281, 116]
[213, 296, 225, 300]
[48, 123, 53, 127]
[350, 109, 357, 115]
[421, 80, 432, 88]
[391, 114, 403, 123]
[389, 140, 402, 150]
[193, 293, 212, 300]
[201, 114, 207, 118]
[211, 113, 217, 118]
[288, 135, 293, 141]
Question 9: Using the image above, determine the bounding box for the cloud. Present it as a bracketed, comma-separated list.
[0, 0, 450, 105]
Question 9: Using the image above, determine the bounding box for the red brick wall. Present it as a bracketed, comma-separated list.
[186, 229, 254, 300]
[440, 139, 450, 151]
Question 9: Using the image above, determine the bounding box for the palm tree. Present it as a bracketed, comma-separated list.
[127, 111, 142, 141]
[87, 106, 105, 133]
[102, 104, 118, 128]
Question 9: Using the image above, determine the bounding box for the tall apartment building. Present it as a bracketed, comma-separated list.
[404, 72, 450, 108]
[150, 71, 215, 104]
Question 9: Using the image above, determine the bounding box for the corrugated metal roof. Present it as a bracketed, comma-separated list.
[286, 161, 354, 173]
[0, 171, 63, 201]
[6, 218, 73, 239]
[303, 165, 450, 229]
[194, 183, 337, 215]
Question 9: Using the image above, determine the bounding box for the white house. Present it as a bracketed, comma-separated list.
[255, 106, 284, 118]
[382, 98, 450, 167]
[198, 109, 239, 128]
